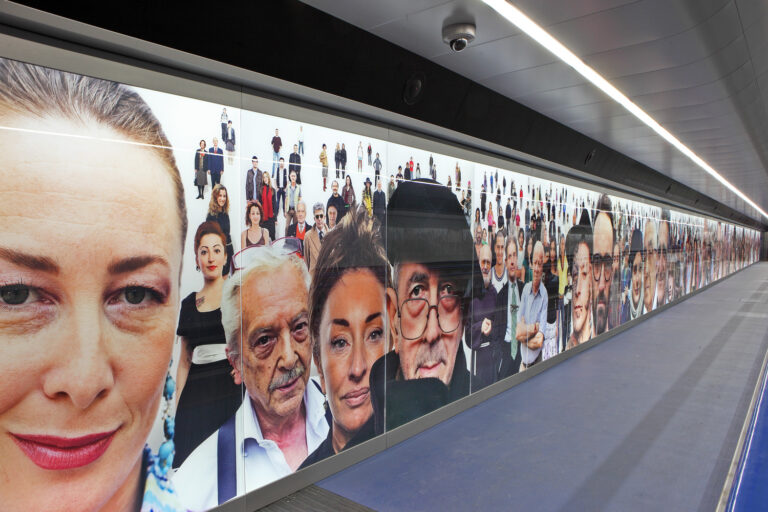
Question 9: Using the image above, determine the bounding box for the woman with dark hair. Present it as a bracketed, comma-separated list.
[194, 139, 208, 199]
[362, 177, 373, 217]
[0, 57, 188, 511]
[260, 170, 277, 241]
[299, 210, 390, 468]
[206, 184, 234, 276]
[342, 174, 356, 214]
[241, 201, 271, 248]
[174, 221, 242, 468]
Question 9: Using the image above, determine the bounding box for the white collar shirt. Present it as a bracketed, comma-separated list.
[174, 379, 328, 511]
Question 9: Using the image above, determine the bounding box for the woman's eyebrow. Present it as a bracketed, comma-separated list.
[107, 255, 170, 275]
[0, 247, 59, 273]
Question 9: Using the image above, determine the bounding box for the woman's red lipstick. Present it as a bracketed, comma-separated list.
[11, 430, 118, 470]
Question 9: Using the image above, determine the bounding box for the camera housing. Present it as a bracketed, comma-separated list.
[442, 23, 476, 52]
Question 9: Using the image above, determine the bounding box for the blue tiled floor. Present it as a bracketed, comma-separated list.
[318, 264, 768, 511]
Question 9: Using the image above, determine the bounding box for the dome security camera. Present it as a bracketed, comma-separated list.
[442, 23, 476, 52]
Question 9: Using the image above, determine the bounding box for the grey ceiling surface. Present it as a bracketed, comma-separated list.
[303, 0, 768, 222]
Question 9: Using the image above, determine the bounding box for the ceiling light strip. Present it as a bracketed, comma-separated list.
[482, 0, 768, 221]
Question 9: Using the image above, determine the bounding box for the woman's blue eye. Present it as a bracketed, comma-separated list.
[0, 284, 29, 305]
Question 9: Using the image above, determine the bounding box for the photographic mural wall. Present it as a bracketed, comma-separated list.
[0, 57, 760, 512]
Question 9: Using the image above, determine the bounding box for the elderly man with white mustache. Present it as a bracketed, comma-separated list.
[175, 247, 329, 510]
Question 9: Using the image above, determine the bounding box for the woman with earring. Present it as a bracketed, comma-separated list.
[194, 139, 208, 200]
[206, 184, 234, 276]
[174, 221, 242, 469]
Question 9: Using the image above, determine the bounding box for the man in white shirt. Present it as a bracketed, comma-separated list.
[516, 241, 547, 368]
[174, 248, 329, 510]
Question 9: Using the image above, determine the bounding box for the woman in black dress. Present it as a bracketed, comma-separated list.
[173, 221, 243, 468]
[206, 184, 234, 275]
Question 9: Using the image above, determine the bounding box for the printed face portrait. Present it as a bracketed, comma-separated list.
[643, 220, 657, 311]
[657, 221, 669, 305]
[248, 203, 262, 227]
[332, 181, 339, 194]
[479, 244, 492, 287]
[0, 120, 182, 511]
[327, 205, 338, 228]
[506, 239, 518, 279]
[631, 251, 643, 307]
[592, 212, 613, 334]
[197, 233, 227, 279]
[494, 234, 505, 268]
[571, 242, 591, 339]
[314, 207, 325, 230]
[236, 263, 311, 420]
[297, 203, 307, 224]
[531, 243, 544, 289]
[316, 270, 385, 449]
[387, 263, 463, 386]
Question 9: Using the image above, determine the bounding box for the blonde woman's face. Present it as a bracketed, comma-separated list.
[0, 117, 181, 511]
[217, 189, 227, 207]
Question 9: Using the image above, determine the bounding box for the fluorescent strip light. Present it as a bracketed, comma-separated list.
[482, 0, 768, 221]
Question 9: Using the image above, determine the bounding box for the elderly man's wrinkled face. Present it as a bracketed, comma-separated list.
[387, 264, 463, 386]
[236, 264, 310, 420]
[531, 243, 544, 290]
[297, 203, 306, 224]
[479, 245, 492, 288]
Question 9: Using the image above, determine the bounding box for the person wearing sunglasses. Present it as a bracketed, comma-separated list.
[175, 244, 328, 509]
[591, 194, 615, 336]
[643, 218, 658, 314]
[369, 179, 472, 433]
[299, 210, 389, 469]
[566, 212, 594, 349]
[303, 202, 327, 276]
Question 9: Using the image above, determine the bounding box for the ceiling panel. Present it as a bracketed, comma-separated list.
[304, 0, 768, 222]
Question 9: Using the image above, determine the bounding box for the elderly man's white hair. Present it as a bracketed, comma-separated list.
[221, 246, 311, 360]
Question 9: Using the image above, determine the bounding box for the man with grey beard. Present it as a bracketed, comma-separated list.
[466, 244, 503, 390]
[176, 247, 329, 509]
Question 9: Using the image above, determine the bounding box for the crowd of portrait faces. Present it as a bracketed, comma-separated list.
[0, 57, 760, 512]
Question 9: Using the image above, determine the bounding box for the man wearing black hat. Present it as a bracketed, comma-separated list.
[368, 178, 473, 434]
